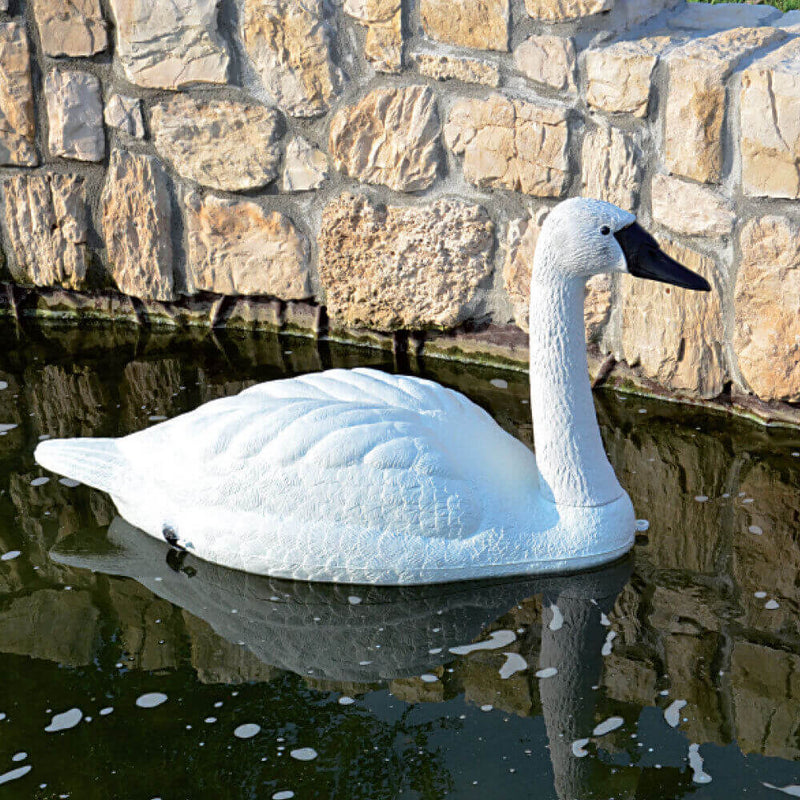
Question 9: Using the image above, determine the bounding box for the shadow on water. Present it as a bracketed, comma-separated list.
[0, 319, 799, 798]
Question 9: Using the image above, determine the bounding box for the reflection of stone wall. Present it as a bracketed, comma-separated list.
[0, 2, 798, 421]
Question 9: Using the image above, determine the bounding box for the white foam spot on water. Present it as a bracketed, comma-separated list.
[765, 599, 780, 610]
[1, 551, 20, 561]
[234, 724, 261, 739]
[135, 693, 167, 709]
[600, 613, 611, 627]
[0, 713, 6, 721]
[635, 519, 650, 532]
[0, 424, 17, 434]
[30, 477, 49, 487]
[688, 743, 712, 784]
[99, 707, 113, 716]
[499, 653, 527, 680]
[601, 630, 617, 656]
[572, 738, 590, 758]
[11, 753, 26, 762]
[358, 660, 372, 666]
[205, 717, 217, 724]
[664, 699, 687, 728]
[749, 525, 763, 535]
[593, 716, 624, 736]
[490, 378, 508, 389]
[338, 696, 355, 705]
[754, 591, 767, 599]
[480, 705, 493, 712]
[148, 415, 167, 422]
[420, 674, 439, 683]
[548, 604, 564, 631]
[694, 495, 708, 503]
[0, 381, 7, 390]
[535, 667, 558, 679]
[449, 629, 516, 656]
[428, 647, 442, 655]
[347, 596, 362, 605]
[273, 792, 295, 799]
[58, 478, 80, 488]
[763, 783, 800, 797]
[0, 765, 31, 785]
[290, 748, 317, 761]
[45, 708, 83, 732]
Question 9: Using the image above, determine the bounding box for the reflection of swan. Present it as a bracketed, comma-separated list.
[36, 199, 709, 584]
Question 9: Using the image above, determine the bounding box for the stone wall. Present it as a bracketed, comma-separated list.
[0, 0, 798, 424]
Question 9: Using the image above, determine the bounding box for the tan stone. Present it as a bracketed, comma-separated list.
[651, 174, 734, 237]
[33, 0, 107, 57]
[514, 35, 576, 93]
[282, 137, 328, 192]
[741, 38, 800, 199]
[108, 0, 229, 89]
[150, 96, 281, 192]
[45, 69, 104, 162]
[4, 173, 91, 291]
[329, 85, 440, 192]
[344, 0, 402, 73]
[621, 241, 724, 398]
[664, 27, 785, 184]
[524, 0, 613, 22]
[242, 0, 343, 118]
[318, 193, 494, 330]
[420, 0, 509, 51]
[0, 22, 37, 167]
[185, 192, 310, 299]
[445, 94, 569, 197]
[734, 217, 800, 402]
[581, 124, 641, 211]
[101, 150, 174, 302]
[104, 94, 144, 139]
[585, 37, 672, 118]
[668, 2, 780, 32]
[412, 52, 500, 87]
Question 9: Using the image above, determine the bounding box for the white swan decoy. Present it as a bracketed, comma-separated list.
[35, 198, 710, 585]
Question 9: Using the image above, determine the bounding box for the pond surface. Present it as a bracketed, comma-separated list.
[0, 319, 799, 799]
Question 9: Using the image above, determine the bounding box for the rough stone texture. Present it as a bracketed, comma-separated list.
[581, 124, 641, 211]
[514, 35, 576, 93]
[504, 207, 612, 342]
[664, 26, 785, 184]
[108, 0, 229, 89]
[445, 94, 569, 197]
[412, 52, 500, 87]
[104, 94, 145, 139]
[524, 0, 613, 22]
[329, 85, 440, 192]
[343, 0, 402, 73]
[282, 137, 328, 192]
[740, 38, 800, 200]
[318, 193, 494, 330]
[420, 0, 509, 52]
[651, 174, 734, 237]
[33, 0, 108, 57]
[45, 69, 104, 162]
[185, 192, 311, 299]
[735, 217, 800, 403]
[3, 173, 91, 291]
[584, 37, 672, 118]
[150, 96, 281, 192]
[621, 241, 725, 398]
[101, 150, 174, 302]
[242, 0, 343, 118]
[0, 23, 37, 167]
[667, 2, 780, 32]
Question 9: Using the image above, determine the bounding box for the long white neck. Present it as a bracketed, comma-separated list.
[528, 272, 623, 507]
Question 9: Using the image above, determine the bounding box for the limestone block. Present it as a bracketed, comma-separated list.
[651, 174, 734, 237]
[621, 241, 724, 398]
[185, 192, 311, 299]
[242, 0, 343, 118]
[45, 69, 104, 162]
[0, 22, 38, 167]
[421, 0, 509, 51]
[282, 137, 328, 192]
[740, 38, 800, 199]
[101, 150, 174, 302]
[734, 216, 800, 402]
[329, 85, 440, 192]
[667, 2, 780, 32]
[318, 193, 494, 330]
[514, 35, 576, 93]
[445, 94, 569, 197]
[104, 94, 145, 139]
[664, 26, 785, 184]
[33, 0, 108, 57]
[412, 52, 500, 87]
[3, 173, 91, 291]
[581, 123, 641, 211]
[524, 0, 613, 22]
[584, 37, 673, 118]
[150, 96, 281, 192]
[343, 0, 402, 73]
[779, 10, 800, 34]
[108, 0, 229, 89]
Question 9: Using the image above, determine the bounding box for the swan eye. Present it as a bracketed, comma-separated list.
[600, 225, 611, 236]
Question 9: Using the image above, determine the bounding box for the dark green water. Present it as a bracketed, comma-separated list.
[0, 319, 799, 800]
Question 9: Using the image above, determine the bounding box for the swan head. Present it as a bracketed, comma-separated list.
[535, 198, 711, 291]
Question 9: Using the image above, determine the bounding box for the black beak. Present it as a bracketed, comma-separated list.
[615, 222, 711, 292]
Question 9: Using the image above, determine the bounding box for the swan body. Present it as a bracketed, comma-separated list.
[35, 198, 710, 585]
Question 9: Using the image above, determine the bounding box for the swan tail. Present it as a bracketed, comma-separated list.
[34, 438, 124, 494]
